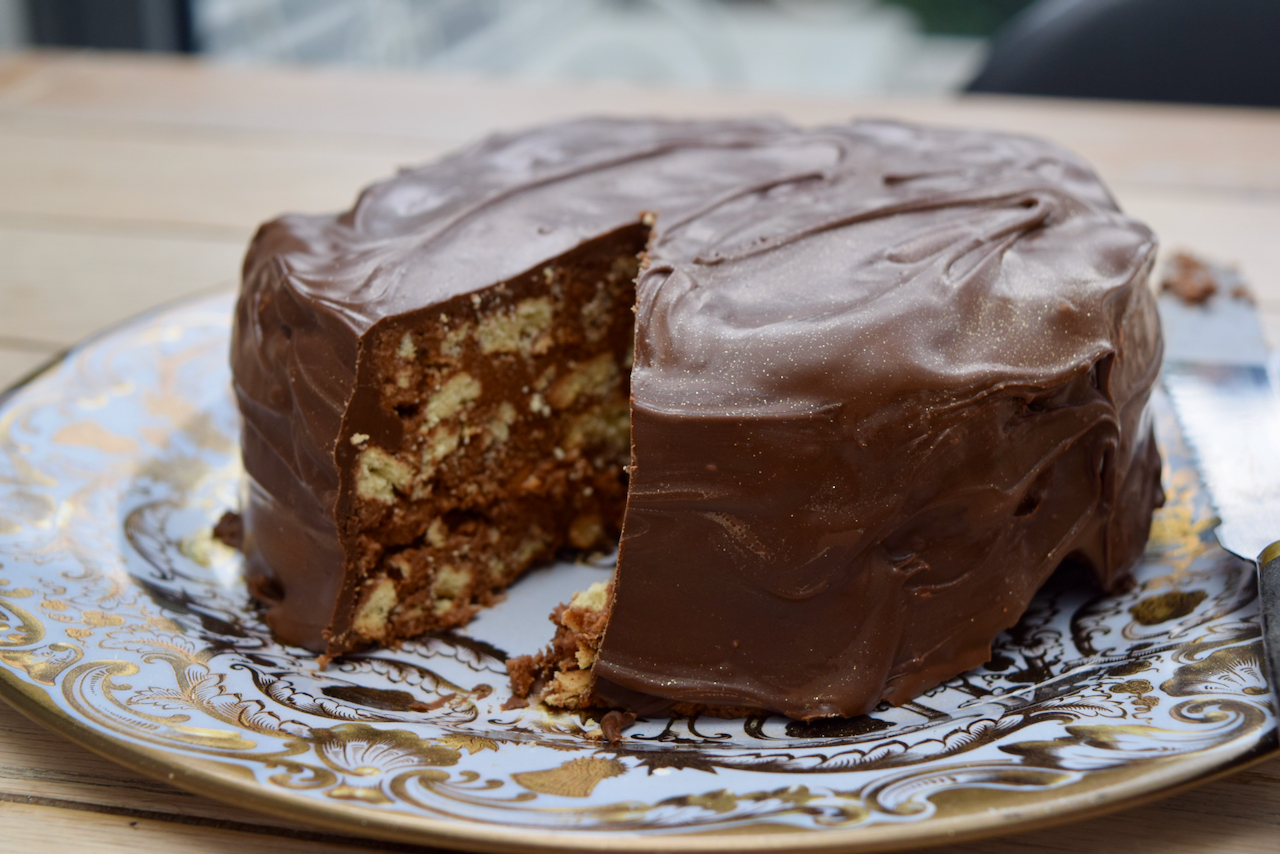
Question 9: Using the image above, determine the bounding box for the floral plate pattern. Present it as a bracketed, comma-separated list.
[0, 292, 1274, 853]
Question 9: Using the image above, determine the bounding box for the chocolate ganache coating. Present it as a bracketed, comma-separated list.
[596, 121, 1163, 718]
[232, 117, 1163, 718]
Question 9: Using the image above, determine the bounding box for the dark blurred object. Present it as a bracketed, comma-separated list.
[26, 0, 194, 52]
[882, 0, 1037, 36]
[968, 0, 1280, 107]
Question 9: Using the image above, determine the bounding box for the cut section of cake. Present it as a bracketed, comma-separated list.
[234, 117, 820, 654]
[237, 217, 649, 655]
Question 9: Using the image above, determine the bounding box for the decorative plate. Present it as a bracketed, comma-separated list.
[0, 292, 1274, 853]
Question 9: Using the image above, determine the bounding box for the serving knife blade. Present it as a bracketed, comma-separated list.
[1159, 280, 1280, 692]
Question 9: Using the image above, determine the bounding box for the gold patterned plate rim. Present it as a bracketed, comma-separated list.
[0, 291, 1275, 854]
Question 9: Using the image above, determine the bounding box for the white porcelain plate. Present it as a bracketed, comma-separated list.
[0, 292, 1274, 853]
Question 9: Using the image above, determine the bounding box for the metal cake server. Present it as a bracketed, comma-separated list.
[1160, 279, 1280, 692]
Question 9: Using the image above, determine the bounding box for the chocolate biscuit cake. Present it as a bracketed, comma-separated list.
[232, 117, 1163, 720]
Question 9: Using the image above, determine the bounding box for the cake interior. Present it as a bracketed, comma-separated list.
[507, 580, 613, 711]
[331, 224, 646, 655]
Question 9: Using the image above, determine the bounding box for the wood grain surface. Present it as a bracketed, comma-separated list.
[2, 48, 1279, 853]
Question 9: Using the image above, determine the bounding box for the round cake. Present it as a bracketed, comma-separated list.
[232, 117, 1163, 720]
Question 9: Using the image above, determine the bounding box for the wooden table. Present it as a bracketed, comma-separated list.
[2, 49, 1279, 853]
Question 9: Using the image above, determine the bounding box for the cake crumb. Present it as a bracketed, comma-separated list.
[501, 694, 530, 711]
[505, 654, 538, 709]
[212, 511, 243, 550]
[1160, 252, 1217, 305]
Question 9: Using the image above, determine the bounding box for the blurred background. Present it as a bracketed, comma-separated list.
[6, 0, 1276, 105]
[0, 0, 1031, 97]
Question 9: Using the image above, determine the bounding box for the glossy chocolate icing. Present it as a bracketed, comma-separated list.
[233, 117, 1162, 717]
